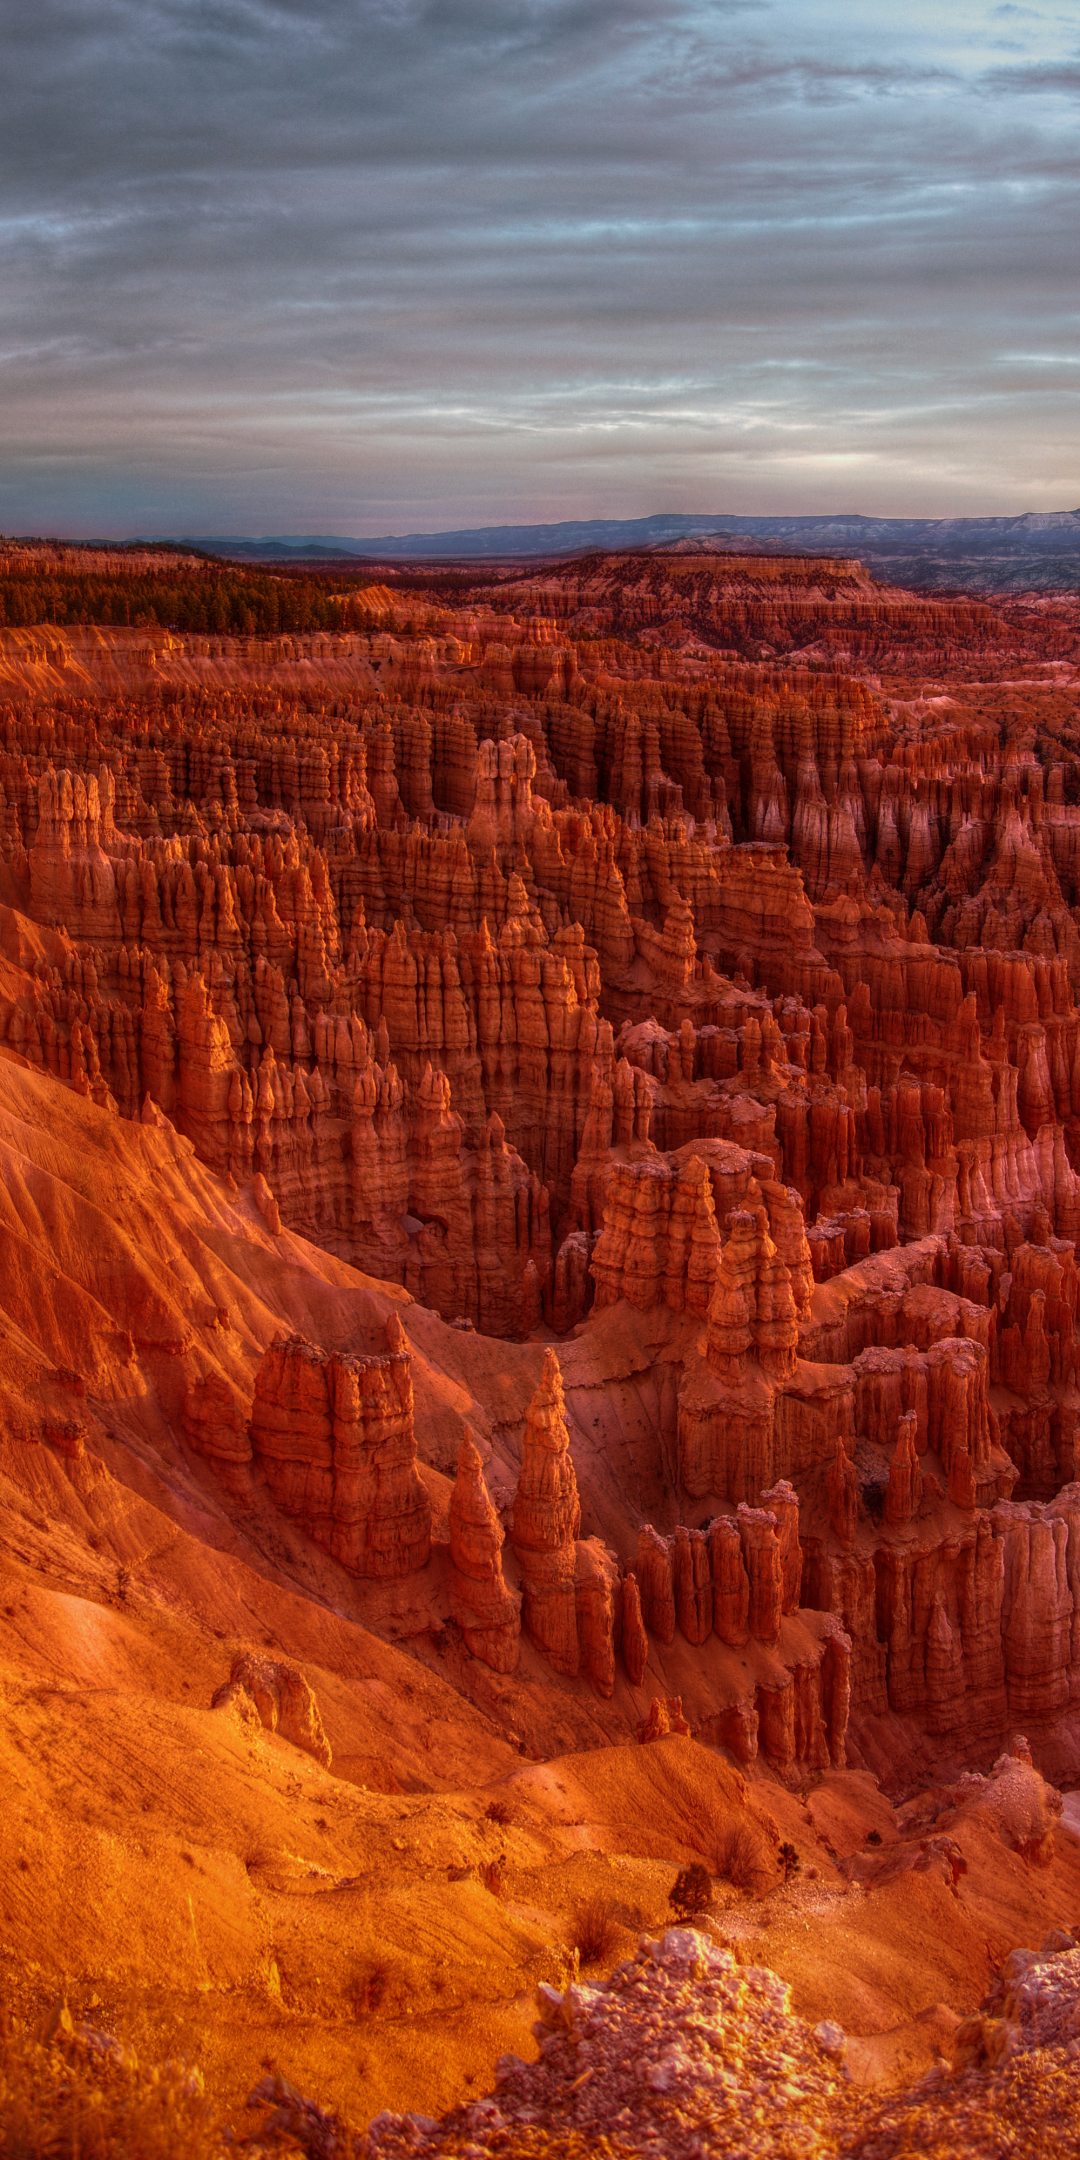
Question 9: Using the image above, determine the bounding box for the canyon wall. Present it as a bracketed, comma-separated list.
[3, 555, 1080, 1778]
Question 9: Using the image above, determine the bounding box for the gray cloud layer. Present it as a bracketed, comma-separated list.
[2, 0, 1078, 532]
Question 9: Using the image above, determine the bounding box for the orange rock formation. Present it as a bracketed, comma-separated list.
[248, 1321, 431, 1577]
[448, 1435, 521, 1671]
[2, 550, 1080, 1825]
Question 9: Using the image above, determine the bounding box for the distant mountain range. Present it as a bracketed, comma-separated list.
[161, 511, 1080, 592]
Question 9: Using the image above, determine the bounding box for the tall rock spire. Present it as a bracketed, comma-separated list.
[511, 1348, 581, 1676]
[448, 1436, 520, 1673]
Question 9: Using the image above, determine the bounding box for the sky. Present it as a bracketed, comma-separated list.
[2, 0, 1079, 537]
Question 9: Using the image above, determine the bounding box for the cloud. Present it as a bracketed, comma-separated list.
[0, 0, 1078, 529]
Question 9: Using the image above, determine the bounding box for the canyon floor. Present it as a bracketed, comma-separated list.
[2, 541, 1080, 2149]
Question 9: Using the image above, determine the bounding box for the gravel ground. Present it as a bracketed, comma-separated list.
[246, 1927, 1080, 2159]
[359, 1927, 868, 2160]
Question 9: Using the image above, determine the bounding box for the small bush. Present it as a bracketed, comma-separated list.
[484, 1798, 514, 1826]
[714, 1822, 769, 1893]
[777, 1841, 801, 1883]
[668, 1863, 713, 1920]
[866, 1828, 882, 1847]
[571, 1894, 622, 1968]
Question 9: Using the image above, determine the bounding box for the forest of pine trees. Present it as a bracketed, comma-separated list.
[0, 563, 388, 635]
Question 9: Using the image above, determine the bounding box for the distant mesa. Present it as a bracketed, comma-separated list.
[151, 507, 1080, 591]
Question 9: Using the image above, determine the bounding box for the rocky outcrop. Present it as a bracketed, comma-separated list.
[182, 1370, 252, 1483]
[635, 1523, 676, 1646]
[707, 1210, 799, 1382]
[591, 1154, 722, 1319]
[448, 1436, 521, 1672]
[620, 1571, 648, 1684]
[760, 1478, 802, 1611]
[616, 1500, 851, 1774]
[884, 1410, 923, 1526]
[736, 1506, 783, 1646]
[211, 1651, 332, 1767]
[636, 1695, 691, 1741]
[827, 1438, 858, 1546]
[575, 1539, 619, 1699]
[709, 1517, 751, 1645]
[248, 1317, 432, 1578]
[29, 767, 124, 942]
[510, 1350, 582, 1676]
[672, 1525, 712, 1645]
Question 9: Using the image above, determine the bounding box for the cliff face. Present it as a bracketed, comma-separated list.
[447, 1435, 521, 1671]
[3, 557, 1080, 1785]
[470, 550, 1008, 672]
[247, 1319, 431, 1578]
[8, 629, 1080, 1354]
[510, 1349, 582, 1678]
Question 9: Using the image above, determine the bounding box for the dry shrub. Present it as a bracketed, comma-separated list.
[0, 2014, 225, 2160]
[714, 1820, 773, 1895]
[348, 1959, 390, 2017]
[668, 1864, 712, 1921]
[484, 1798, 514, 1826]
[571, 1894, 622, 1969]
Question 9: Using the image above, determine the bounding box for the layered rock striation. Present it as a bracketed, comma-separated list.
[5, 557, 1080, 1779]
[246, 1317, 432, 1578]
[448, 1436, 521, 1671]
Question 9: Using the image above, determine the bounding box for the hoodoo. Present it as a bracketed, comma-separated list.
[510, 1348, 582, 1675]
[5, 543, 1080, 2148]
[448, 1434, 521, 1670]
